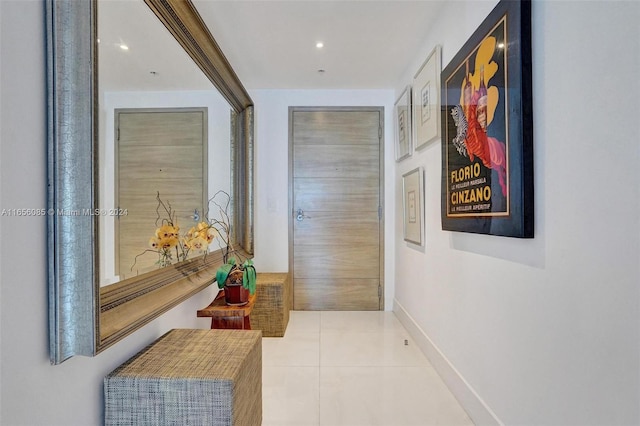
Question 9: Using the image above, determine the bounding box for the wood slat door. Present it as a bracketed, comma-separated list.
[290, 108, 384, 310]
[116, 108, 207, 278]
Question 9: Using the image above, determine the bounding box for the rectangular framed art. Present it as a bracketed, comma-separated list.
[413, 45, 441, 150]
[394, 86, 412, 161]
[440, 0, 533, 238]
[402, 167, 424, 245]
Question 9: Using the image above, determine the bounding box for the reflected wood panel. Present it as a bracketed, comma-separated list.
[119, 180, 203, 203]
[118, 111, 204, 146]
[117, 108, 206, 280]
[118, 147, 204, 180]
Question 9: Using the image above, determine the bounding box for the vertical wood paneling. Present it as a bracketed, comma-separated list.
[294, 177, 379, 212]
[292, 111, 379, 145]
[116, 109, 206, 279]
[293, 145, 379, 179]
[294, 211, 379, 246]
[293, 279, 380, 310]
[291, 108, 383, 310]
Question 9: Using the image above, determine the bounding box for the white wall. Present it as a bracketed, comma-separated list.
[393, 1, 640, 424]
[250, 89, 397, 308]
[0, 3, 218, 424]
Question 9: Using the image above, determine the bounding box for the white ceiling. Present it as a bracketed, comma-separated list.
[99, 0, 445, 92]
[193, 0, 444, 90]
[99, 0, 213, 92]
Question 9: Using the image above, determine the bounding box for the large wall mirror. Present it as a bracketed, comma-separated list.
[46, 0, 254, 364]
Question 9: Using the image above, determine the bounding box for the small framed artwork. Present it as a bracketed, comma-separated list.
[413, 45, 441, 150]
[440, 0, 533, 238]
[394, 86, 412, 161]
[402, 167, 424, 245]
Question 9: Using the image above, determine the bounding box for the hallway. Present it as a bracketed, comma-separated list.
[262, 311, 473, 425]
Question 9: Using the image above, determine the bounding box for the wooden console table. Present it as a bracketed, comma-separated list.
[197, 291, 256, 329]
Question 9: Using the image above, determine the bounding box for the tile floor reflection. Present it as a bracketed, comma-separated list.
[261, 311, 474, 426]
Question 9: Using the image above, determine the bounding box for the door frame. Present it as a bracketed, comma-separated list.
[288, 106, 385, 310]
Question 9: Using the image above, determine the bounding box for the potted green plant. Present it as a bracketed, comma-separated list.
[215, 257, 256, 306]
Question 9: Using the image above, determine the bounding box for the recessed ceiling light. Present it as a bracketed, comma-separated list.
[316, 42, 324, 49]
[497, 42, 505, 49]
[120, 44, 129, 51]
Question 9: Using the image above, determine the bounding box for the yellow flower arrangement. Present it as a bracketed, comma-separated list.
[149, 224, 180, 250]
[146, 222, 182, 267]
[133, 191, 229, 270]
[182, 222, 217, 253]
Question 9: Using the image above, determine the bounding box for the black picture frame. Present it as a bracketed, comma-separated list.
[440, 0, 533, 238]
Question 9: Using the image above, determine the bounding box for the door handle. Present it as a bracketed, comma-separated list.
[296, 209, 310, 221]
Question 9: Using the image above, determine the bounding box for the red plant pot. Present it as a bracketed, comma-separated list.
[223, 268, 249, 306]
[224, 283, 249, 306]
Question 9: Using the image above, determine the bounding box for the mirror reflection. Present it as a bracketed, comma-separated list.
[98, 0, 233, 286]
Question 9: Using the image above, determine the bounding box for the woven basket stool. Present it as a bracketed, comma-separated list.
[250, 273, 291, 337]
[104, 329, 262, 426]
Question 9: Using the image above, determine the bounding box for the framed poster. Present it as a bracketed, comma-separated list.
[394, 86, 412, 161]
[402, 167, 424, 245]
[413, 45, 441, 149]
[441, 0, 533, 238]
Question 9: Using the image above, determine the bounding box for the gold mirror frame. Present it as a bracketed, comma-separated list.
[46, 0, 254, 364]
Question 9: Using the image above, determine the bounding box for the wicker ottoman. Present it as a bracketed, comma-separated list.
[251, 273, 291, 337]
[104, 329, 262, 426]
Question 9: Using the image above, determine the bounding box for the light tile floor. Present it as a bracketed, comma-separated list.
[261, 311, 474, 426]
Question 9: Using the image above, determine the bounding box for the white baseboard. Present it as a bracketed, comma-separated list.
[393, 299, 503, 426]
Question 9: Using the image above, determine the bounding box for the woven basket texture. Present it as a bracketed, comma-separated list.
[104, 329, 262, 425]
[251, 273, 291, 337]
